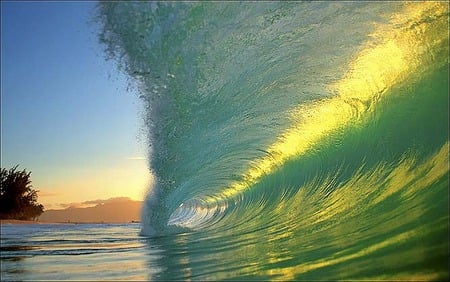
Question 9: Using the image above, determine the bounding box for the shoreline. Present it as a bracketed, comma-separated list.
[0, 219, 61, 225]
[0, 219, 141, 225]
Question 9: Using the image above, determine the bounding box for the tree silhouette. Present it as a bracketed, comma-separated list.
[0, 166, 44, 220]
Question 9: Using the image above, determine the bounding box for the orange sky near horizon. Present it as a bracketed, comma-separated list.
[35, 159, 153, 210]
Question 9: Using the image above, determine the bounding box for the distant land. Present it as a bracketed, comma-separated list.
[39, 197, 143, 223]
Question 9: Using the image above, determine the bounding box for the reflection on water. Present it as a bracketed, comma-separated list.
[1, 246, 38, 252]
[1, 223, 152, 281]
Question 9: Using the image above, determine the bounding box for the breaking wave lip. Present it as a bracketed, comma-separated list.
[96, 2, 449, 236]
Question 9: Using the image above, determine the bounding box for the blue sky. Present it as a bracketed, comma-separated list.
[1, 1, 151, 209]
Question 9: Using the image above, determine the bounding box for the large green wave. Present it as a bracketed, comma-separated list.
[98, 2, 448, 280]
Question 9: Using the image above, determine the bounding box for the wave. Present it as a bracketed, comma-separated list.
[97, 2, 448, 279]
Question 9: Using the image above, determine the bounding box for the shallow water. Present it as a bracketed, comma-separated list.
[1, 223, 150, 280]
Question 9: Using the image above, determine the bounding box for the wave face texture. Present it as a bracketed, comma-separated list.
[98, 2, 449, 280]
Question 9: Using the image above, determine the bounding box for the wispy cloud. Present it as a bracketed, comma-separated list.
[55, 197, 136, 210]
[127, 157, 147, 160]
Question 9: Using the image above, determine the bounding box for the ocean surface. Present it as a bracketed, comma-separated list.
[2, 2, 449, 281]
[1, 223, 149, 281]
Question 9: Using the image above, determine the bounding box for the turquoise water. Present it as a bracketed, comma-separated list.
[3, 2, 448, 281]
[97, 1, 448, 280]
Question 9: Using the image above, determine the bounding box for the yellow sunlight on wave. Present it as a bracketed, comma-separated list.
[211, 2, 448, 202]
[267, 141, 448, 280]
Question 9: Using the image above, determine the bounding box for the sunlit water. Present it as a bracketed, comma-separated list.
[1, 223, 151, 281]
[2, 2, 448, 281]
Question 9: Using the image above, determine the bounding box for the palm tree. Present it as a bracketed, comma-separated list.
[0, 166, 44, 220]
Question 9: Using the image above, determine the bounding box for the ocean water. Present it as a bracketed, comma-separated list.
[2, 2, 448, 281]
[1, 223, 150, 281]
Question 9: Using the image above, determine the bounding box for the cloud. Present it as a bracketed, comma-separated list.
[127, 157, 147, 160]
[56, 197, 136, 210]
[83, 197, 133, 205]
